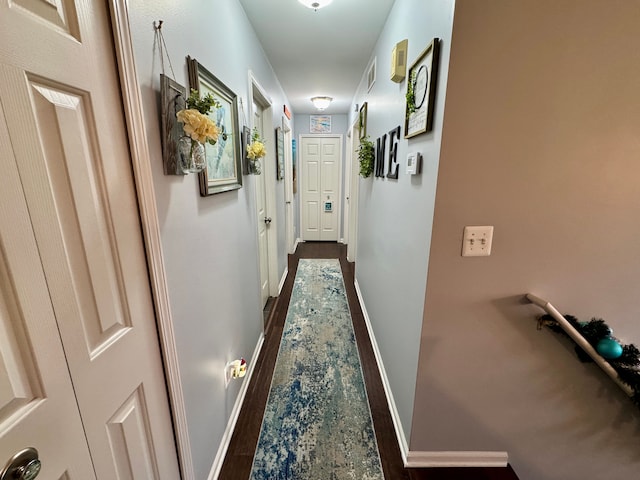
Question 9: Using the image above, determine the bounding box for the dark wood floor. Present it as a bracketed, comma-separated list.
[219, 242, 519, 480]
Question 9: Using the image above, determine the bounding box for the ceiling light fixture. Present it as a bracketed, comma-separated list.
[311, 96, 332, 111]
[298, 0, 333, 11]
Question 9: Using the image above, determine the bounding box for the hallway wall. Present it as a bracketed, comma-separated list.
[349, 0, 456, 446]
[127, 1, 290, 478]
[414, 1, 640, 479]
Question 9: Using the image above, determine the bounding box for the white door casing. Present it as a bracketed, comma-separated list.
[282, 117, 295, 254]
[301, 135, 342, 241]
[347, 119, 361, 262]
[0, 1, 180, 478]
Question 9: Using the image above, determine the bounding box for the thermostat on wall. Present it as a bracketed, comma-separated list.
[407, 152, 422, 175]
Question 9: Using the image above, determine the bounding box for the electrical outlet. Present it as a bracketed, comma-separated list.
[462, 226, 494, 257]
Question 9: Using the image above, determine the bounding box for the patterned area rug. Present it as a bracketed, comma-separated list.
[250, 259, 384, 480]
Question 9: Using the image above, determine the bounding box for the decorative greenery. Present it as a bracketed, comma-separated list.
[406, 70, 416, 114]
[539, 313, 640, 406]
[185, 88, 220, 114]
[358, 136, 375, 178]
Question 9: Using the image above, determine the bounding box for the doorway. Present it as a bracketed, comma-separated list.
[250, 74, 278, 315]
[300, 135, 343, 241]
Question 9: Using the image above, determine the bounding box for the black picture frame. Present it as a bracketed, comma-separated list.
[404, 38, 440, 139]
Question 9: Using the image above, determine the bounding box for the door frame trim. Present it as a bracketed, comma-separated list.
[248, 71, 279, 299]
[346, 117, 361, 262]
[108, 2, 192, 478]
[298, 134, 344, 242]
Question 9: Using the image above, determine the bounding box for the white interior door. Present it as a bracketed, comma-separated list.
[254, 106, 270, 307]
[301, 136, 342, 241]
[0, 1, 180, 478]
[0, 108, 95, 479]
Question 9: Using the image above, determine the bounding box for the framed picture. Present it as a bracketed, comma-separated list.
[160, 74, 187, 175]
[187, 56, 242, 195]
[275, 127, 285, 180]
[359, 102, 368, 140]
[310, 115, 331, 134]
[292, 139, 297, 194]
[367, 57, 376, 92]
[404, 38, 440, 139]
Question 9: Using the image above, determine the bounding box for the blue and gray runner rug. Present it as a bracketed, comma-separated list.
[250, 259, 384, 480]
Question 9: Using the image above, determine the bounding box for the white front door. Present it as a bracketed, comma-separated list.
[0, 1, 180, 478]
[301, 136, 342, 241]
[254, 106, 270, 307]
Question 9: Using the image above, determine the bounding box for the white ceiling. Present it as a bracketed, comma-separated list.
[238, 0, 396, 115]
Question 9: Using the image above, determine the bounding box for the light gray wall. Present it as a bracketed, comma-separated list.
[414, 1, 640, 479]
[128, 1, 289, 477]
[349, 0, 456, 443]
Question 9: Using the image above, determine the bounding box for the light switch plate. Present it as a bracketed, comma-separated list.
[462, 226, 494, 256]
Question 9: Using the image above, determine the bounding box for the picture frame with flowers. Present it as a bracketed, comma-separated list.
[187, 56, 243, 196]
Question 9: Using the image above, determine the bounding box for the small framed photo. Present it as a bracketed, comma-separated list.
[359, 102, 368, 140]
[404, 38, 440, 139]
[310, 115, 331, 134]
[275, 127, 285, 180]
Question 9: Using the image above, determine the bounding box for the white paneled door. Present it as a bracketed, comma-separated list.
[0, 1, 180, 479]
[301, 136, 342, 241]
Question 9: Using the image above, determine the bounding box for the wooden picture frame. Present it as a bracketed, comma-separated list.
[359, 102, 368, 140]
[275, 127, 285, 180]
[404, 38, 440, 139]
[187, 56, 242, 195]
[241, 125, 251, 175]
[160, 74, 187, 175]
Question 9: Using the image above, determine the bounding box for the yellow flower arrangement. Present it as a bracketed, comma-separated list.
[176, 109, 220, 145]
[246, 128, 266, 174]
[176, 89, 221, 145]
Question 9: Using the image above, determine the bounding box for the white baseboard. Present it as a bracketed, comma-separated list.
[208, 332, 265, 480]
[278, 268, 288, 294]
[354, 280, 509, 470]
[354, 279, 409, 464]
[294, 237, 302, 251]
[406, 451, 508, 468]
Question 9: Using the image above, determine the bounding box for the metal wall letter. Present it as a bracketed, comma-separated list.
[386, 126, 401, 179]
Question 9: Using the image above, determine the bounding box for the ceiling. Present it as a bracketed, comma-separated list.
[238, 0, 396, 115]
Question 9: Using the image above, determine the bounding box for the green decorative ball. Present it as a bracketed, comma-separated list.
[597, 337, 623, 359]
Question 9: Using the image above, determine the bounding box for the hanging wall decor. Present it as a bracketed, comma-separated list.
[405, 38, 440, 139]
[161, 75, 187, 175]
[187, 56, 243, 195]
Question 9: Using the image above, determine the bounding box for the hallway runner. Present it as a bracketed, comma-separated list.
[249, 259, 384, 480]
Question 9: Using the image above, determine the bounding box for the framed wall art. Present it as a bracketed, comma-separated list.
[359, 102, 368, 140]
[187, 56, 242, 195]
[310, 115, 331, 134]
[275, 127, 285, 180]
[404, 38, 440, 139]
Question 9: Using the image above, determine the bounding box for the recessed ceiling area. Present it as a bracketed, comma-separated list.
[238, 0, 395, 115]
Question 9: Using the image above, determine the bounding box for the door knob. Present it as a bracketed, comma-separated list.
[264, 217, 272, 224]
[0, 448, 41, 480]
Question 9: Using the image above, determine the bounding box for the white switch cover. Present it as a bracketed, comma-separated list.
[462, 226, 494, 257]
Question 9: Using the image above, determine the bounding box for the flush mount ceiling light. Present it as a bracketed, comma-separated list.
[311, 96, 332, 110]
[298, 0, 333, 11]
